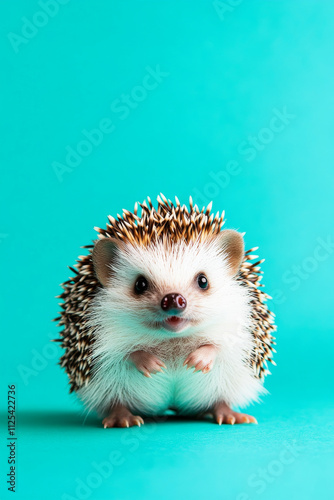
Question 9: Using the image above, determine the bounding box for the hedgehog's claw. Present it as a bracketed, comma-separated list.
[133, 417, 144, 427]
[102, 404, 144, 429]
[212, 402, 258, 425]
[184, 345, 217, 374]
[130, 350, 166, 377]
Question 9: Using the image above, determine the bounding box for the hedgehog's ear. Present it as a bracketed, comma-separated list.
[92, 238, 122, 286]
[216, 230, 244, 276]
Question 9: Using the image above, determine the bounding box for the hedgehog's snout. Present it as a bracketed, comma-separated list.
[161, 293, 187, 313]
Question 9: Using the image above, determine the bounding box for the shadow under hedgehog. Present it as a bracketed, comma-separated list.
[55, 194, 276, 428]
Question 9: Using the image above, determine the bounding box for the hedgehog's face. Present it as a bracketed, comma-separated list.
[92, 231, 245, 338]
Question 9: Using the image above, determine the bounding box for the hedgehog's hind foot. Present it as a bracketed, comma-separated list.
[102, 403, 144, 429]
[213, 402, 257, 425]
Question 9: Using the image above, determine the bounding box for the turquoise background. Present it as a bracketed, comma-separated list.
[1, 1, 333, 499]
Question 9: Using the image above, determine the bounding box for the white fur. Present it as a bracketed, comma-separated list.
[78, 237, 266, 416]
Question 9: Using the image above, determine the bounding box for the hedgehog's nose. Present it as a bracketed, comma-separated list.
[161, 293, 187, 313]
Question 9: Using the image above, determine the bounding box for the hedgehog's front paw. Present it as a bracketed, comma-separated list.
[129, 350, 166, 378]
[184, 344, 218, 373]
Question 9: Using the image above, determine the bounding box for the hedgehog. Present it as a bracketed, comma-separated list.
[55, 194, 276, 428]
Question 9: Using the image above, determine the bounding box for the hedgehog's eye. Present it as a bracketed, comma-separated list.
[134, 276, 149, 294]
[197, 274, 209, 290]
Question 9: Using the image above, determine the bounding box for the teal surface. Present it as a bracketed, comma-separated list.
[1, 1, 333, 499]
